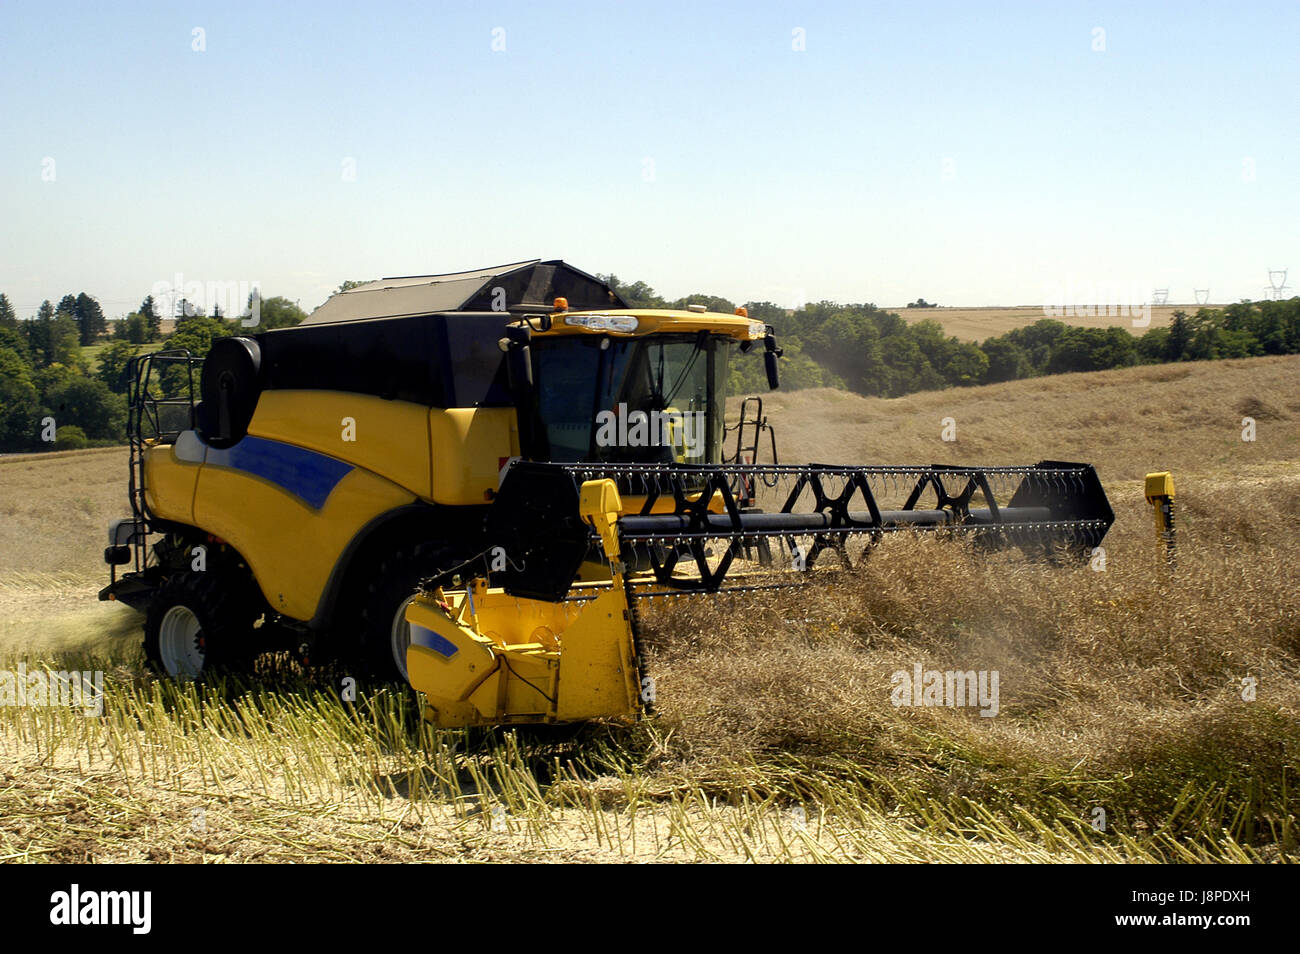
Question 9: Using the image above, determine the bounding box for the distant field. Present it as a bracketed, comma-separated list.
[80, 339, 165, 366]
[81, 318, 177, 363]
[885, 303, 1227, 342]
[752, 353, 1300, 479]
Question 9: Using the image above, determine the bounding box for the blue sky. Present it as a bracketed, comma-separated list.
[2, 0, 1296, 317]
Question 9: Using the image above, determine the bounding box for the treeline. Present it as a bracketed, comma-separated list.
[0, 292, 306, 451]
[597, 275, 1300, 398]
[5, 276, 1299, 453]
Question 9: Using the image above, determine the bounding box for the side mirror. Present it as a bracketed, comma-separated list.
[508, 344, 533, 393]
[500, 326, 534, 395]
[764, 328, 783, 390]
[499, 325, 540, 459]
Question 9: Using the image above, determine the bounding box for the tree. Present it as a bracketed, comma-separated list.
[25, 300, 54, 365]
[26, 300, 79, 369]
[1045, 328, 1095, 374]
[941, 340, 989, 386]
[907, 319, 959, 379]
[334, 279, 375, 295]
[1180, 309, 1262, 361]
[782, 302, 824, 338]
[0, 345, 40, 449]
[596, 274, 667, 309]
[0, 293, 16, 329]
[0, 323, 31, 366]
[981, 338, 1031, 383]
[1165, 310, 1192, 361]
[1004, 319, 1068, 373]
[74, 292, 107, 345]
[804, 311, 885, 394]
[160, 315, 230, 396]
[740, 301, 787, 330]
[51, 314, 81, 368]
[1136, 327, 1170, 363]
[34, 362, 81, 401]
[114, 313, 151, 344]
[775, 338, 834, 391]
[1095, 327, 1139, 369]
[253, 296, 308, 330]
[97, 341, 141, 394]
[670, 293, 736, 314]
[1258, 298, 1300, 353]
[139, 294, 162, 341]
[54, 424, 89, 449]
[874, 309, 909, 339]
[731, 336, 831, 394]
[880, 332, 944, 395]
[164, 315, 229, 359]
[1216, 327, 1262, 359]
[41, 375, 126, 441]
[619, 282, 665, 308]
[174, 297, 206, 320]
[1043, 326, 1138, 375]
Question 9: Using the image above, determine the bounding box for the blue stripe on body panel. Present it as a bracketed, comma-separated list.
[207, 435, 353, 510]
[410, 623, 460, 659]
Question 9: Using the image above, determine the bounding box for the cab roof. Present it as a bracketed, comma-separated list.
[304, 259, 625, 325]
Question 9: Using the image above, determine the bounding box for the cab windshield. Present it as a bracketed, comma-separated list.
[531, 333, 728, 464]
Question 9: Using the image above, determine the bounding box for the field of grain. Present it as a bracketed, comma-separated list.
[887, 304, 1222, 342]
[1, 356, 1297, 862]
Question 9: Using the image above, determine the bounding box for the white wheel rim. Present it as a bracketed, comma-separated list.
[390, 595, 416, 681]
[159, 605, 205, 678]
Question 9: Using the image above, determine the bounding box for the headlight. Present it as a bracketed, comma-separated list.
[564, 314, 640, 333]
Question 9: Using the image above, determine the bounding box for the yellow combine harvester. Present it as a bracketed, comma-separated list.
[101, 259, 1114, 727]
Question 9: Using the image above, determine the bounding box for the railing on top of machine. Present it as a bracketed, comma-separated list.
[121, 349, 202, 571]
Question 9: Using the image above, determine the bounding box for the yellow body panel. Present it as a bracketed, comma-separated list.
[406, 478, 643, 728]
[553, 587, 639, 721]
[429, 407, 519, 505]
[1144, 471, 1177, 559]
[406, 597, 505, 724]
[142, 443, 201, 525]
[619, 488, 725, 515]
[192, 459, 415, 620]
[407, 587, 570, 726]
[406, 581, 638, 727]
[1144, 471, 1175, 503]
[247, 390, 434, 499]
[136, 396, 539, 628]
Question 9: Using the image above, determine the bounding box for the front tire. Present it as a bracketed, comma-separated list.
[359, 544, 455, 682]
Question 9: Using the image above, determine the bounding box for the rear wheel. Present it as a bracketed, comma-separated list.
[144, 572, 260, 678]
[156, 604, 205, 676]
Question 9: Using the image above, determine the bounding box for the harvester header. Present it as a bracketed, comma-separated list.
[404, 457, 1113, 727]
